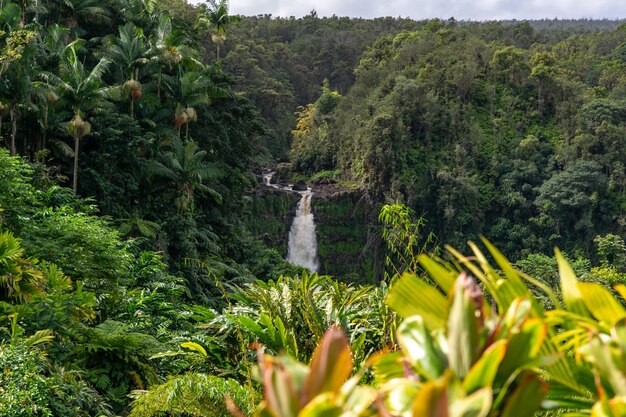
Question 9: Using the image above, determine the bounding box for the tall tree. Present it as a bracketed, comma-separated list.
[42, 40, 109, 194]
[197, 0, 238, 61]
[102, 23, 151, 117]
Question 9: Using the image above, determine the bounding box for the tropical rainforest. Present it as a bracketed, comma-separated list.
[1, 0, 626, 414]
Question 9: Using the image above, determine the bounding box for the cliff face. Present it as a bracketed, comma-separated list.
[312, 190, 383, 284]
[245, 186, 301, 255]
[246, 182, 384, 284]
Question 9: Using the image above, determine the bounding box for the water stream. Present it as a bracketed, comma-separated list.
[262, 172, 320, 273]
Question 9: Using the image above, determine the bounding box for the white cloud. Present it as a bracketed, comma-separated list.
[227, 0, 626, 20]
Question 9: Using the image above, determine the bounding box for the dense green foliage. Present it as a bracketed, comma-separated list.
[271, 20, 626, 261]
[2, 0, 626, 413]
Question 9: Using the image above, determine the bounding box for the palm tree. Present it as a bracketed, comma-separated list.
[146, 138, 222, 213]
[147, 15, 197, 101]
[102, 23, 151, 117]
[42, 39, 109, 194]
[163, 69, 227, 139]
[196, 0, 239, 61]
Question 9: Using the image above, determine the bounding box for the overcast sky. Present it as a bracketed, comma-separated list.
[228, 0, 626, 20]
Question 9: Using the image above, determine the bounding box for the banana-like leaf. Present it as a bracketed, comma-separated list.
[24, 329, 54, 347]
[397, 316, 447, 380]
[386, 272, 447, 330]
[578, 283, 626, 325]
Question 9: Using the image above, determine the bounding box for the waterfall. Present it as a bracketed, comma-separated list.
[286, 190, 320, 272]
[262, 171, 320, 272]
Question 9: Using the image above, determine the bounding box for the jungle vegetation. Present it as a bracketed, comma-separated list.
[1, 0, 626, 415]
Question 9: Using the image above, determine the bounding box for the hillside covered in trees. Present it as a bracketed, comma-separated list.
[2, 0, 626, 415]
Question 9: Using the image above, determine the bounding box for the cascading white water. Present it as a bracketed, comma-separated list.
[261, 171, 320, 272]
[286, 190, 320, 272]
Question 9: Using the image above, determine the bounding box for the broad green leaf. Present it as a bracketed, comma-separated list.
[418, 254, 456, 293]
[498, 319, 546, 378]
[463, 340, 507, 393]
[302, 327, 353, 404]
[480, 238, 532, 302]
[397, 316, 447, 380]
[556, 249, 590, 318]
[450, 387, 492, 417]
[24, 329, 54, 347]
[180, 341, 207, 357]
[500, 376, 547, 417]
[578, 283, 626, 324]
[386, 272, 447, 330]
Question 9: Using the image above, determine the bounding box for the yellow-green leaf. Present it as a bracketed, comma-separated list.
[386, 272, 447, 330]
[418, 254, 456, 293]
[463, 340, 507, 394]
[579, 283, 626, 324]
[556, 249, 590, 318]
[397, 316, 447, 380]
[180, 341, 207, 357]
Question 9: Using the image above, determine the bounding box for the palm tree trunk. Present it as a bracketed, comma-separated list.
[185, 122, 189, 140]
[10, 106, 17, 156]
[72, 134, 80, 194]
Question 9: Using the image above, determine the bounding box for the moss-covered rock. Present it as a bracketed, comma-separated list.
[244, 186, 300, 255]
[312, 190, 383, 284]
